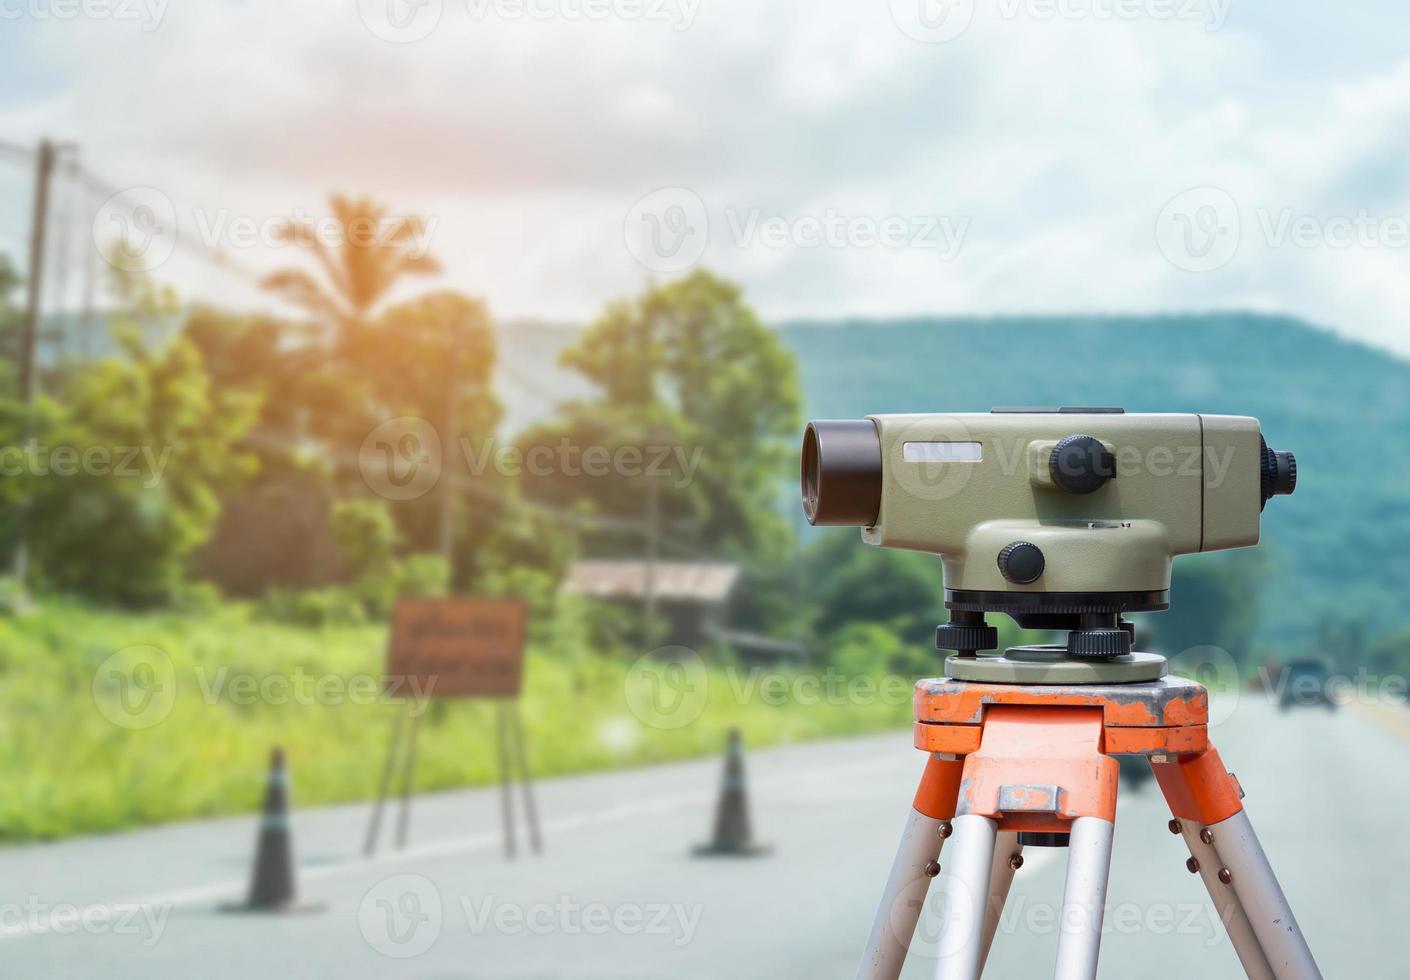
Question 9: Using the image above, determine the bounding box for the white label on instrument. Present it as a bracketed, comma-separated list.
[902, 441, 982, 462]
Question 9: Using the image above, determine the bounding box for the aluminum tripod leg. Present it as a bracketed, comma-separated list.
[1053, 816, 1114, 980]
[1154, 748, 1322, 980]
[857, 755, 963, 980]
[976, 832, 1022, 975]
[932, 815, 999, 980]
[1178, 819, 1274, 980]
[1206, 810, 1322, 979]
[856, 808, 947, 980]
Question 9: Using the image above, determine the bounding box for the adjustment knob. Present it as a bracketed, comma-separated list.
[997, 541, 1045, 584]
[1049, 434, 1116, 495]
[1067, 628, 1132, 660]
[935, 621, 999, 652]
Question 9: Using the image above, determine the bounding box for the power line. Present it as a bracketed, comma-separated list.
[70, 161, 266, 287]
[0, 138, 34, 163]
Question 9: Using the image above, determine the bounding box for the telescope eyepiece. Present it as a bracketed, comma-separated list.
[1260, 437, 1297, 510]
[801, 419, 883, 526]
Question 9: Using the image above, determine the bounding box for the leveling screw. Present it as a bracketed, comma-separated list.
[1218, 868, 1233, 885]
[1009, 854, 1024, 871]
[938, 820, 953, 840]
[1168, 819, 1183, 835]
[1186, 857, 1200, 874]
[923, 861, 941, 878]
[1200, 828, 1214, 845]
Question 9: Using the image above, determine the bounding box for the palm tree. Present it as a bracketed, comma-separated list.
[260, 194, 441, 341]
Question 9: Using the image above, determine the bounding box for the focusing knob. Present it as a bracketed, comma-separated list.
[997, 541, 1045, 584]
[1049, 434, 1116, 495]
[1259, 436, 1297, 511]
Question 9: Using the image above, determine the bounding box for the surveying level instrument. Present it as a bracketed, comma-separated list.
[803, 409, 1318, 980]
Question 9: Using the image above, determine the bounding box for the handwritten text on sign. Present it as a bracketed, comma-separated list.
[387, 597, 527, 699]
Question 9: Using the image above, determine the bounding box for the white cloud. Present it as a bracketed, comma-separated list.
[3, 0, 1410, 354]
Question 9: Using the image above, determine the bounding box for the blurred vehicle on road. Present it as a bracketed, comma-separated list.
[1278, 659, 1338, 712]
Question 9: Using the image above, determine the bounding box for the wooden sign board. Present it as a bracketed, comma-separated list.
[387, 597, 527, 699]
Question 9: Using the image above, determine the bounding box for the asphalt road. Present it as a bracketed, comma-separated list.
[3, 695, 1405, 979]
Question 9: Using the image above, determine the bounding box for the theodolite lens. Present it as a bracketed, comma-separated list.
[1259, 437, 1297, 511]
[802, 420, 883, 526]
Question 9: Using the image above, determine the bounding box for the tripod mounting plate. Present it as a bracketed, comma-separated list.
[945, 646, 1167, 685]
[915, 673, 1210, 757]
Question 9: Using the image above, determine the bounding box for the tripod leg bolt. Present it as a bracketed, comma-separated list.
[1009, 854, 1024, 871]
[1186, 857, 1200, 874]
[1199, 828, 1214, 845]
[938, 819, 953, 840]
[1218, 868, 1233, 885]
[1168, 819, 1183, 835]
[923, 861, 941, 878]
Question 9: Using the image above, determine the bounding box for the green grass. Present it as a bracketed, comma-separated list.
[0, 599, 912, 842]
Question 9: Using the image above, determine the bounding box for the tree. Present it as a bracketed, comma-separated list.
[1146, 550, 1267, 667]
[807, 530, 943, 647]
[352, 291, 503, 558]
[259, 195, 440, 336]
[519, 270, 801, 561]
[22, 329, 260, 604]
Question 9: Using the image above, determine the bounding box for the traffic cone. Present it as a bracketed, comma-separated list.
[222, 748, 323, 913]
[693, 728, 769, 857]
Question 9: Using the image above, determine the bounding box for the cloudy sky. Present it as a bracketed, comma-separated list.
[3, 0, 1410, 355]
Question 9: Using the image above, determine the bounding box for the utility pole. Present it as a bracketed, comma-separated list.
[436, 350, 459, 568]
[13, 138, 57, 582]
[643, 472, 659, 626]
[18, 139, 55, 410]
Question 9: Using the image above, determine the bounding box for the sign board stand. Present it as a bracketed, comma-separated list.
[363, 597, 541, 858]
